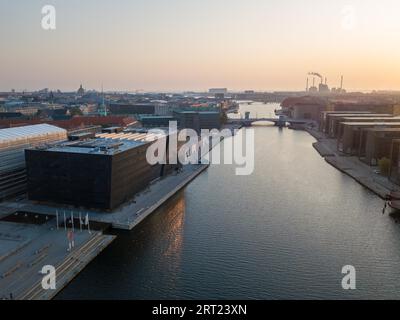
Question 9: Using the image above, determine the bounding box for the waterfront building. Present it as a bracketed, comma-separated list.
[26, 130, 181, 210]
[389, 139, 400, 185]
[338, 122, 400, 155]
[334, 116, 400, 139]
[0, 124, 67, 200]
[327, 114, 393, 138]
[358, 128, 400, 166]
[280, 96, 329, 122]
[318, 111, 371, 133]
[331, 102, 400, 116]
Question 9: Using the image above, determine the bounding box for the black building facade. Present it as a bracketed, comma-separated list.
[173, 111, 221, 133]
[109, 103, 155, 115]
[25, 137, 177, 210]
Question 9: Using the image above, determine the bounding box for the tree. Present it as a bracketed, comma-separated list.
[220, 112, 228, 125]
[69, 107, 83, 117]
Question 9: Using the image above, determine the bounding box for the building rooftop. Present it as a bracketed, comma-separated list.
[340, 122, 400, 127]
[329, 114, 393, 118]
[362, 128, 400, 132]
[0, 124, 67, 144]
[35, 138, 145, 155]
[96, 130, 167, 143]
[321, 111, 371, 114]
[340, 116, 400, 121]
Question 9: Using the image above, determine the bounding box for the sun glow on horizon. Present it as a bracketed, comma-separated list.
[1, 0, 400, 92]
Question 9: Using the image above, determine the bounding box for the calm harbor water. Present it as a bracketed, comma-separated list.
[57, 103, 400, 300]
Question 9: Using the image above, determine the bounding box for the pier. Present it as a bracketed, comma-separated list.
[307, 128, 400, 199]
[0, 219, 115, 300]
[0, 126, 229, 299]
[0, 163, 209, 299]
[2, 164, 209, 231]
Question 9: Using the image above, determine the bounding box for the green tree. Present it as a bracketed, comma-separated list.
[220, 112, 228, 125]
[69, 107, 83, 117]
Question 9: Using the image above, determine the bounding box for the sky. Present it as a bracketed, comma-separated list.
[1, 0, 400, 92]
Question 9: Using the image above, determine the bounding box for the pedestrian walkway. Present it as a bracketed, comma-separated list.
[0, 220, 115, 300]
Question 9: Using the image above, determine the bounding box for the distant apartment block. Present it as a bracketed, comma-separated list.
[209, 88, 228, 94]
[109, 103, 155, 115]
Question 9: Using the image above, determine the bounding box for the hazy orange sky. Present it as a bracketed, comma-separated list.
[1, 0, 400, 92]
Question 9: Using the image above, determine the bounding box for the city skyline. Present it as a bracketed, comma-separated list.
[1, 0, 400, 92]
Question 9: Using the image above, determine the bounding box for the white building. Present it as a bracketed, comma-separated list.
[0, 124, 67, 200]
[209, 88, 228, 94]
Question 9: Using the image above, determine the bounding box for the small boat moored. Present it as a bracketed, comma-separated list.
[387, 191, 400, 211]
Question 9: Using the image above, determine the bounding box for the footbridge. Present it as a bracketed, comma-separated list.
[227, 117, 315, 128]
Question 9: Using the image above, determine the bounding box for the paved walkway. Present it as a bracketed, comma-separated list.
[2, 164, 209, 230]
[308, 128, 399, 199]
[0, 220, 115, 300]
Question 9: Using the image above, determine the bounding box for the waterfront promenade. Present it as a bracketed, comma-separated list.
[0, 219, 115, 300]
[2, 163, 209, 231]
[0, 163, 209, 299]
[0, 126, 223, 300]
[0, 165, 208, 300]
[308, 128, 400, 199]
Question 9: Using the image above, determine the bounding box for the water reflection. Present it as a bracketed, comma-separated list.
[58, 103, 400, 300]
[56, 192, 186, 299]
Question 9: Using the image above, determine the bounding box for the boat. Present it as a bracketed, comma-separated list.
[388, 191, 400, 211]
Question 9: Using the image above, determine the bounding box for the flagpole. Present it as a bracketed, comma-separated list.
[71, 211, 74, 233]
[56, 210, 59, 230]
[63, 211, 67, 231]
[87, 212, 91, 234]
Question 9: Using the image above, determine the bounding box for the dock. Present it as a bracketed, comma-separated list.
[0, 219, 115, 300]
[0, 128, 219, 300]
[0, 163, 209, 300]
[1, 163, 209, 231]
[307, 128, 399, 199]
